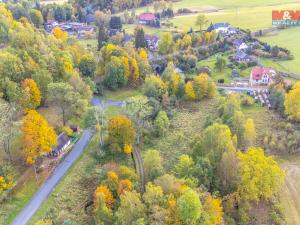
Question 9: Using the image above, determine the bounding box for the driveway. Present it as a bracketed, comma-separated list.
[10, 130, 93, 225]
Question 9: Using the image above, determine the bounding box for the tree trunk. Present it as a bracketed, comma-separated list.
[33, 165, 38, 181]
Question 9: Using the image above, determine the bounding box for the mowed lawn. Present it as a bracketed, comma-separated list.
[259, 27, 300, 75]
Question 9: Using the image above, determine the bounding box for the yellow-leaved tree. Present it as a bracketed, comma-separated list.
[130, 58, 139, 87]
[244, 118, 256, 147]
[107, 116, 136, 153]
[52, 27, 68, 40]
[185, 81, 196, 100]
[139, 48, 148, 62]
[20, 78, 41, 111]
[22, 110, 57, 178]
[237, 147, 285, 202]
[284, 81, 300, 121]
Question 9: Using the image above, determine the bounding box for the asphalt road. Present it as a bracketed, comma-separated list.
[10, 129, 94, 225]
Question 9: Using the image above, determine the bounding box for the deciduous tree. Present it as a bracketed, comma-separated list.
[284, 82, 300, 121]
[195, 14, 208, 31]
[22, 110, 57, 178]
[177, 189, 202, 225]
[115, 191, 146, 225]
[20, 79, 41, 111]
[107, 116, 136, 152]
[237, 147, 285, 202]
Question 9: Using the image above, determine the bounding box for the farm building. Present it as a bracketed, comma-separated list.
[249, 67, 276, 86]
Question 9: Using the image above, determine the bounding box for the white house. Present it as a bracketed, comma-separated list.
[249, 67, 276, 86]
[50, 133, 71, 157]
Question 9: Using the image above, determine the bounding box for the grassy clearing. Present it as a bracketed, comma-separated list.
[103, 87, 143, 100]
[143, 98, 220, 171]
[197, 54, 252, 84]
[259, 27, 300, 75]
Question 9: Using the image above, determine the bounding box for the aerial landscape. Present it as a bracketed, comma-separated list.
[0, 0, 300, 225]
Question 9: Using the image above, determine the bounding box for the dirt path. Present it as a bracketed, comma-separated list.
[280, 162, 300, 225]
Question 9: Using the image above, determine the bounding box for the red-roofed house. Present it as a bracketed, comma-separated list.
[138, 13, 156, 26]
[249, 67, 276, 86]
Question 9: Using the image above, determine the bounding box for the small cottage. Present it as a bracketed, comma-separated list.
[249, 67, 276, 86]
[50, 133, 71, 157]
[138, 13, 157, 26]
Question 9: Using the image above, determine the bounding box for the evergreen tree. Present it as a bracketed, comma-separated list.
[98, 24, 108, 51]
[135, 27, 147, 49]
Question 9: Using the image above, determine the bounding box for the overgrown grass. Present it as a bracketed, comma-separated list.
[143, 98, 220, 171]
[0, 177, 43, 225]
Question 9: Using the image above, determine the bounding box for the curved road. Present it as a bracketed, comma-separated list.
[11, 97, 122, 225]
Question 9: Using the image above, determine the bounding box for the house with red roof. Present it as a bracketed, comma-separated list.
[249, 67, 276, 86]
[138, 13, 157, 26]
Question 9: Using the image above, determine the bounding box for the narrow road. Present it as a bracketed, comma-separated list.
[10, 130, 94, 225]
[11, 96, 123, 225]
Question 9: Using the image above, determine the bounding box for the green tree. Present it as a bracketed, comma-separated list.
[229, 110, 245, 146]
[195, 14, 209, 31]
[47, 82, 88, 125]
[115, 191, 145, 225]
[177, 190, 202, 225]
[0, 102, 19, 161]
[78, 55, 96, 77]
[98, 24, 108, 51]
[122, 96, 153, 145]
[104, 56, 127, 90]
[144, 149, 164, 181]
[29, 9, 44, 28]
[158, 32, 174, 55]
[215, 55, 226, 72]
[154, 111, 170, 136]
[192, 123, 235, 167]
[174, 154, 195, 179]
[135, 26, 147, 49]
[85, 106, 106, 145]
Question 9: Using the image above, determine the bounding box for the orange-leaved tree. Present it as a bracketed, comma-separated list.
[22, 110, 57, 178]
[117, 179, 133, 196]
[94, 185, 114, 208]
[20, 78, 41, 111]
[107, 116, 136, 153]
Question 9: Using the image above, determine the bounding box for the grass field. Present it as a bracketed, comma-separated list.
[259, 27, 300, 75]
